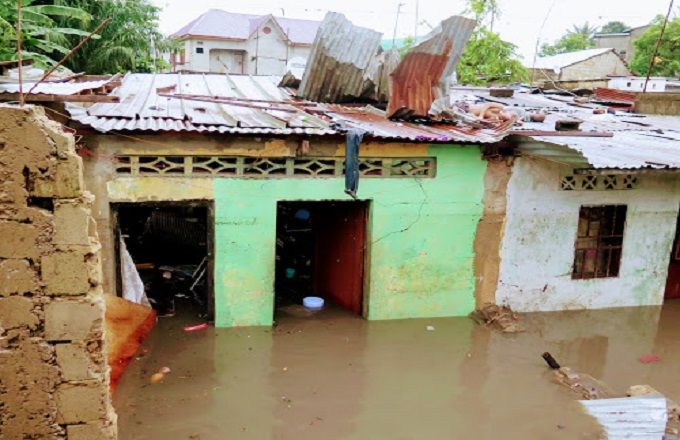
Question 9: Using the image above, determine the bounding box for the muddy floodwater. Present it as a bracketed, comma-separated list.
[114, 301, 680, 439]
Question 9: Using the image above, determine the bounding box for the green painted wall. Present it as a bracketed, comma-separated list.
[213, 145, 486, 327]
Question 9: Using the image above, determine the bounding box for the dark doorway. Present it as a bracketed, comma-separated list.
[274, 201, 368, 317]
[112, 202, 214, 320]
[665, 212, 680, 300]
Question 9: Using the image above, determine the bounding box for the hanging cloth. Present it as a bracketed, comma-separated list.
[345, 128, 365, 199]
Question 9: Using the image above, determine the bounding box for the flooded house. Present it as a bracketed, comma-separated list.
[66, 72, 515, 328]
[463, 89, 680, 313]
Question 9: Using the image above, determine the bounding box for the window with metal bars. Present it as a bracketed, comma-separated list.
[572, 205, 627, 279]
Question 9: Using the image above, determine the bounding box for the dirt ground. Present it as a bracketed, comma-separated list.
[114, 301, 680, 439]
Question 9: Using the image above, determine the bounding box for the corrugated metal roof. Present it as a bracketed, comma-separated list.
[593, 87, 637, 105]
[580, 397, 668, 439]
[298, 12, 384, 103]
[531, 48, 614, 73]
[0, 79, 113, 96]
[171, 9, 320, 45]
[323, 105, 514, 143]
[387, 16, 476, 119]
[514, 108, 680, 169]
[66, 73, 515, 143]
[67, 73, 333, 135]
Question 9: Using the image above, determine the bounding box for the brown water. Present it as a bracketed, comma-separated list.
[114, 301, 680, 440]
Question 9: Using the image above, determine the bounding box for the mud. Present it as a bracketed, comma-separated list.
[114, 301, 680, 439]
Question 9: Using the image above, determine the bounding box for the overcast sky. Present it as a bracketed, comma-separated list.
[151, 0, 670, 61]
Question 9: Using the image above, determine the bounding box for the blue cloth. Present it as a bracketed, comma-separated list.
[345, 129, 365, 198]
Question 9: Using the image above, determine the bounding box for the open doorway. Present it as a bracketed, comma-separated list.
[112, 202, 213, 320]
[665, 211, 680, 301]
[274, 201, 369, 318]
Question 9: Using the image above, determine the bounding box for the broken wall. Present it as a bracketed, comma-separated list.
[495, 156, 680, 312]
[473, 158, 513, 307]
[0, 105, 116, 439]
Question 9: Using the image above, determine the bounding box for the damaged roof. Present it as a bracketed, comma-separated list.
[171, 9, 320, 45]
[66, 73, 515, 143]
[512, 106, 680, 170]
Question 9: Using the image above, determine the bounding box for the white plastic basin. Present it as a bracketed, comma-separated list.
[303, 296, 324, 310]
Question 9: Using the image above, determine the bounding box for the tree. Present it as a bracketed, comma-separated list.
[457, 27, 527, 85]
[0, 0, 93, 66]
[455, 0, 526, 85]
[630, 16, 680, 77]
[600, 21, 630, 34]
[54, 0, 170, 73]
[539, 22, 597, 56]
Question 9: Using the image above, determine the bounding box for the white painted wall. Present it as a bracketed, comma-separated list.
[609, 77, 667, 92]
[174, 19, 312, 75]
[496, 156, 680, 312]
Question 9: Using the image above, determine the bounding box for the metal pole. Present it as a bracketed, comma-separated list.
[414, 0, 419, 39]
[643, 0, 675, 93]
[392, 2, 405, 46]
[16, 0, 24, 106]
[27, 18, 111, 96]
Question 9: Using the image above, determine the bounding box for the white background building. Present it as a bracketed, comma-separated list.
[170, 10, 320, 75]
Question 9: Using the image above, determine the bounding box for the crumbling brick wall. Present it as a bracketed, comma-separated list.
[0, 105, 116, 439]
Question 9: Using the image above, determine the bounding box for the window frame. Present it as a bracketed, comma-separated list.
[571, 205, 627, 280]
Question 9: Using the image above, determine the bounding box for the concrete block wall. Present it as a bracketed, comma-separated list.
[0, 105, 116, 439]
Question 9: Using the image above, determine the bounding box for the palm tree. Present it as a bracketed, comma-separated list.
[567, 22, 599, 41]
[0, 0, 92, 66]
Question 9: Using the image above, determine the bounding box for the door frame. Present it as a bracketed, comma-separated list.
[110, 200, 216, 321]
[274, 199, 372, 318]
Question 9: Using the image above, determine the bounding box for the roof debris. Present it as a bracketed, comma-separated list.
[298, 12, 386, 103]
[387, 15, 476, 119]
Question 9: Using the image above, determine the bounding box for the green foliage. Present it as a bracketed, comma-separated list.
[398, 36, 416, 59]
[466, 0, 500, 23]
[600, 21, 630, 34]
[539, 22, 597, 56]
[0, 0, 92, 66]
[55, 0, 170, 74]
[457, 27, 527, 85]
[630, 16, 680, 77]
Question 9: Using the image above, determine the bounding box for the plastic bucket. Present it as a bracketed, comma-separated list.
[303, 296, 324, 310]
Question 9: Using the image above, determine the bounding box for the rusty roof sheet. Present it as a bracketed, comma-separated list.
[593, 87, 637, 105]
[323, 105, 514, 143]
[387, 16, 476, 119]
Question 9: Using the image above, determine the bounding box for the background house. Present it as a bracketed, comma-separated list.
[529, 48, 630, 89]
[594, 24, 651, 63]
[170, 10, 320, 75]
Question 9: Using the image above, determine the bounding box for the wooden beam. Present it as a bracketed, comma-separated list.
[0, 93, 119, 103]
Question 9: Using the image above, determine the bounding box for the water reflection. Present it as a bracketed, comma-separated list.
[115, 302, 680, 439]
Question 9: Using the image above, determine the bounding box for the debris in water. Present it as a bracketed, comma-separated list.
[638, 354, 661, 364]
[553, 367, 617, 400]
[627, 385, 680, 436]
[542, 352, 561, 370]
[579, 396, 668, 439]
[183, 323, 209, 332]
[470, 303, 524, 333]
[149, 366, 171, 384]
[426, 325, 435, 331]
[282, 366, 288, 372]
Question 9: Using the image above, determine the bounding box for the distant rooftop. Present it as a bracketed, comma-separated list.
[171, 9, 321, 45]
[531, 48, 615, 73]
